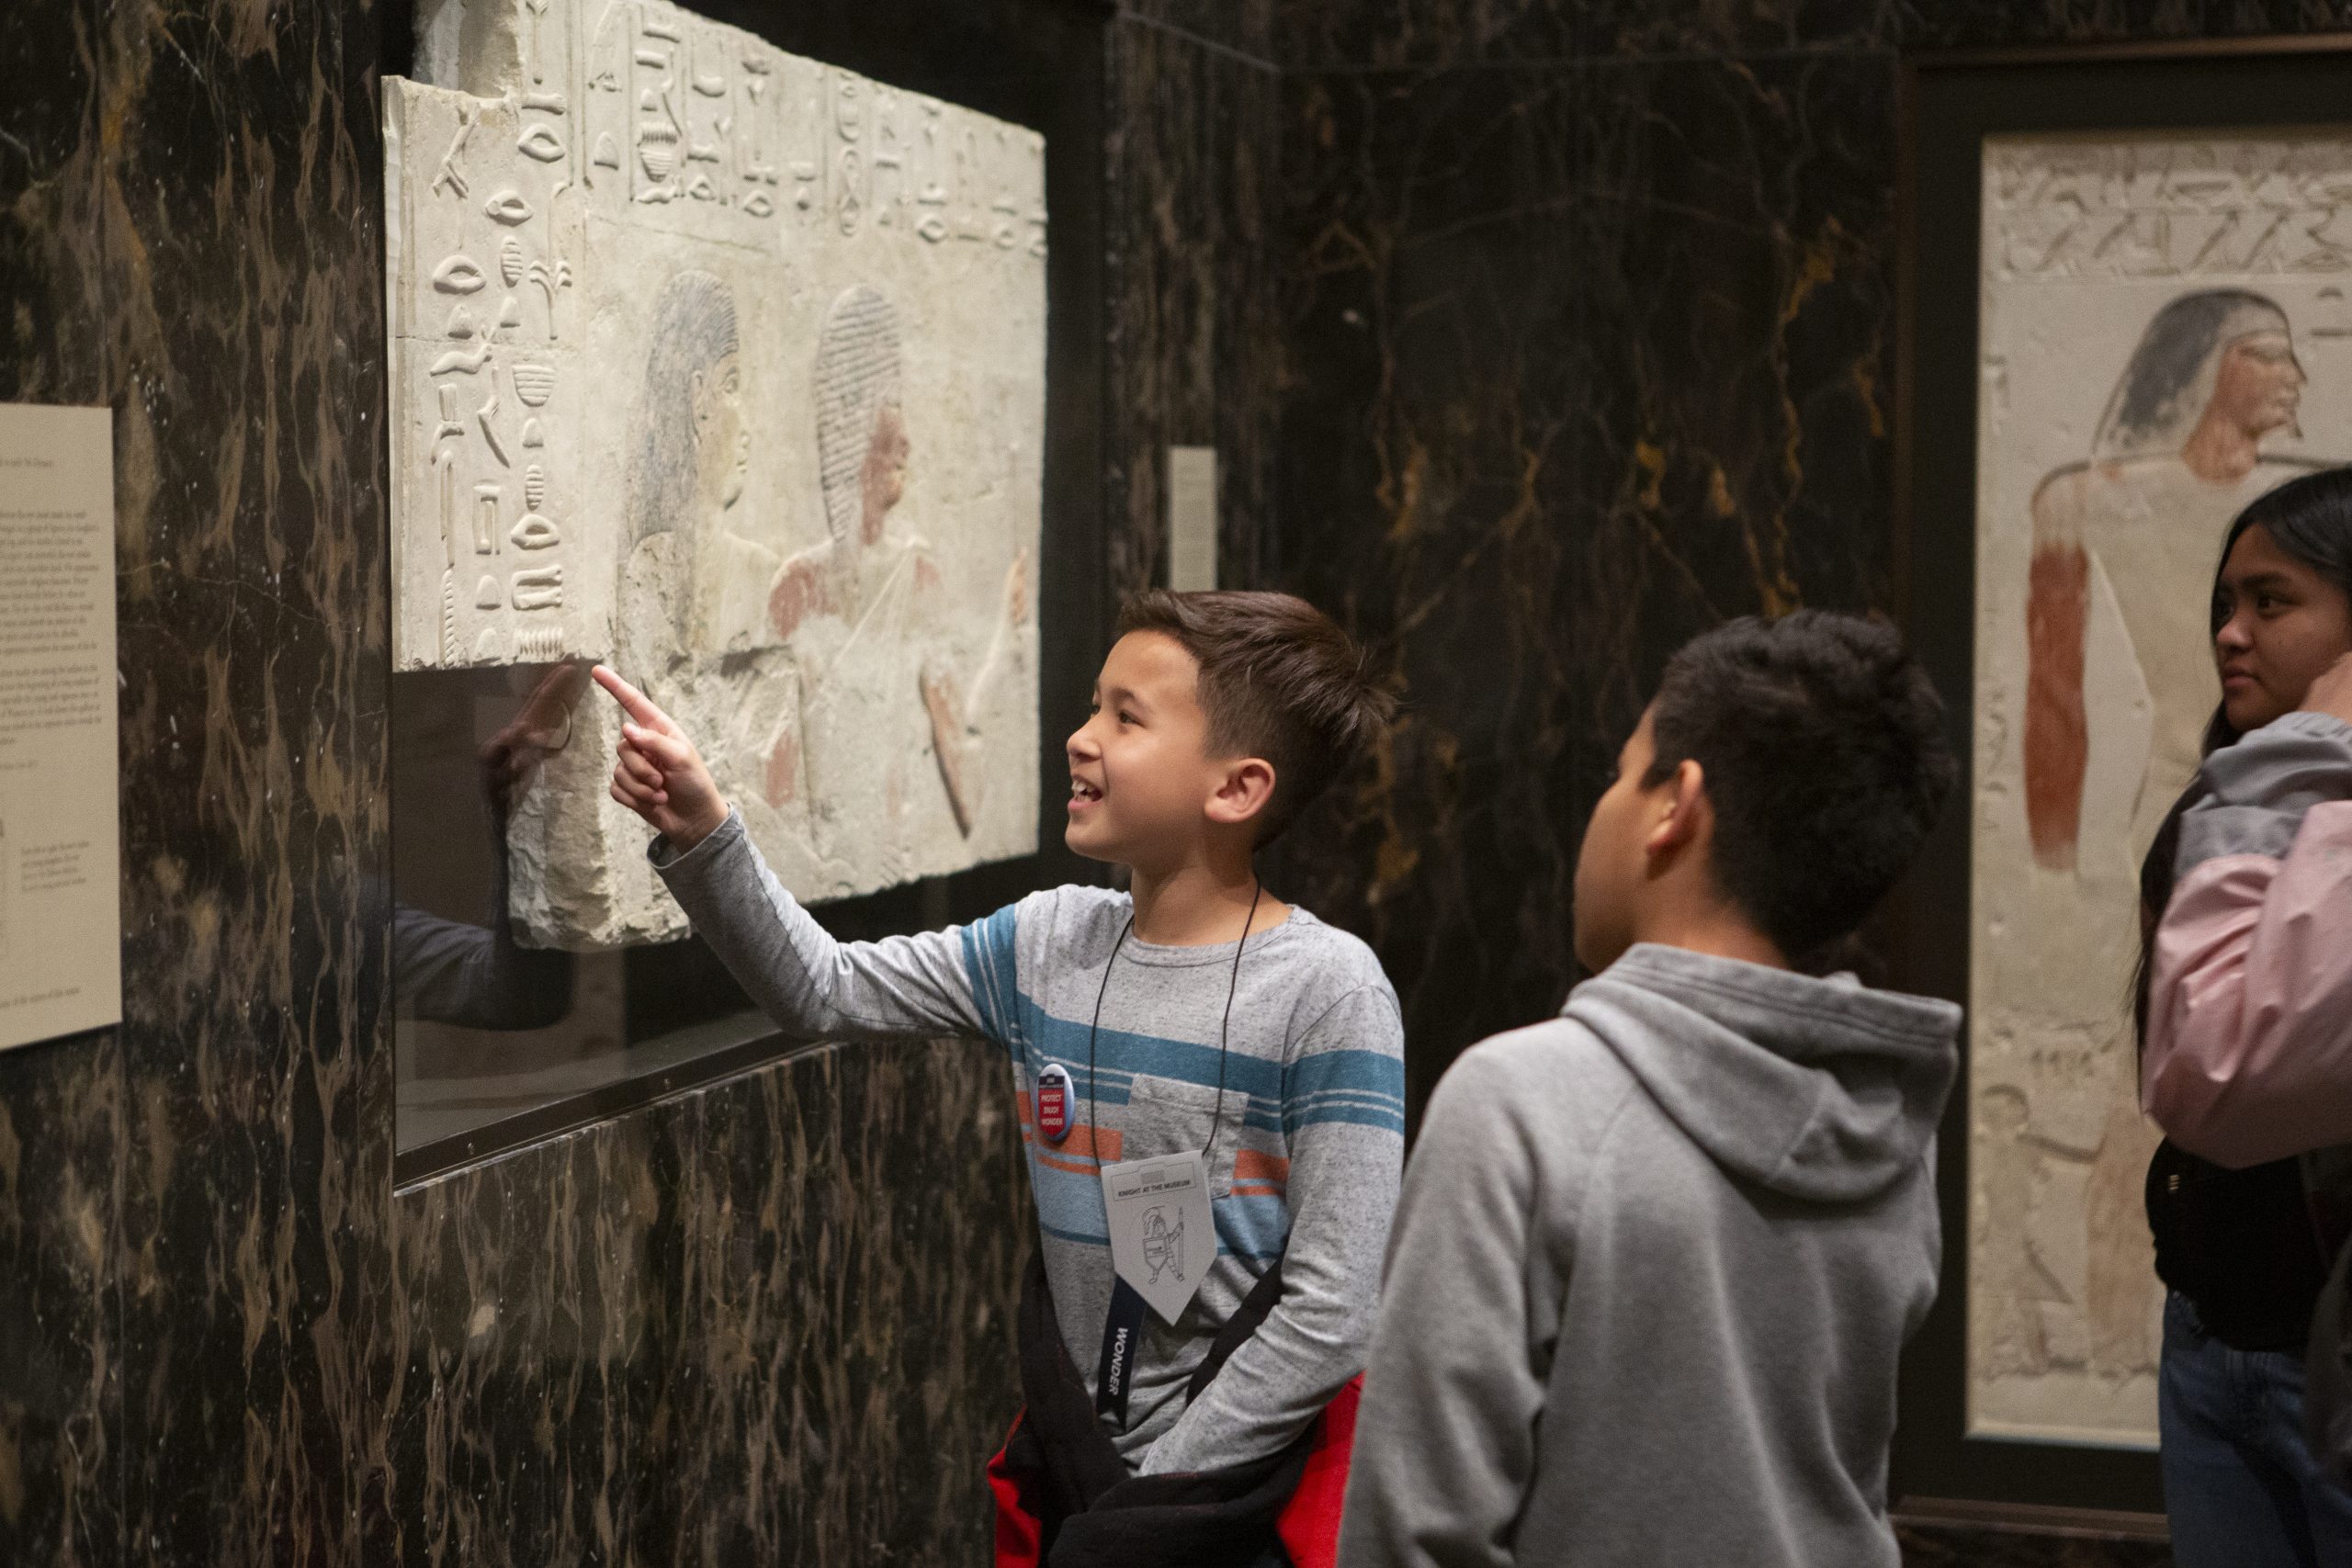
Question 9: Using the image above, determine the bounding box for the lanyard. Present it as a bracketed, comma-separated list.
[1084, 882, 1263, 1427]
[1083, 880, 1262, 1164]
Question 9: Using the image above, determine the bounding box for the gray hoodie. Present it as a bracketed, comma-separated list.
[1339, 943, 1961, 1568]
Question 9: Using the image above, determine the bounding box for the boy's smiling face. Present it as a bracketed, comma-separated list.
[1066, 631, 1232, 868]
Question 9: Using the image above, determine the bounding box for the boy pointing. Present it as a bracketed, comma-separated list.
[597, 590, 1403, 1565]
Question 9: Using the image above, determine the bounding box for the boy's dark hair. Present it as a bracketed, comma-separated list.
[1116, 589, 1395, 843]
[1643, 610, 1955, 961]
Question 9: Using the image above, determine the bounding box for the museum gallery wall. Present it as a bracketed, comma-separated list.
[0, 0, 1136, 1559]
[1969, 130, 2352, 1449]
[389, 0, 1047, 950]
[28, 0, 2352, 1558]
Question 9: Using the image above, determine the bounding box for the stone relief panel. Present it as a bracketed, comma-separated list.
[387, 0, 1045, 948]
[1971, 130, 2352, 1445]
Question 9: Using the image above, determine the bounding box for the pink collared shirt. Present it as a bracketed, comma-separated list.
[2143, 798, 2352, 1168]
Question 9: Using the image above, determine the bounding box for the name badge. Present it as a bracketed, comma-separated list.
[1036, 1063, 1074, 1144]
[1100, 1149, 1214, 1325]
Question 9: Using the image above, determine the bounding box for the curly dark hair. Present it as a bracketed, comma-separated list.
[1116, 589, 1396, 844]
[1643, 610, 1956, 961]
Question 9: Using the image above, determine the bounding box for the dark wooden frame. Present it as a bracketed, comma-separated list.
[1891, 32, 2352, 1518]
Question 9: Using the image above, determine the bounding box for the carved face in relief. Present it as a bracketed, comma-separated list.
[2208, 331, 2305, 445]
[627, 269, 741, 552]
[2092, 288, 2298, 464]
[693, 351, 749, 513]
[860, 401, 910, 546]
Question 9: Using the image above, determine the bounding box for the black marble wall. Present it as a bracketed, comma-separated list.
[390, 1040, 1030, 1564]
[0, 6, 119, 1560]
[3, 3, 395, 1562]
[1104, 4, 1283, 605]
[1267, 38, 1899, 1119]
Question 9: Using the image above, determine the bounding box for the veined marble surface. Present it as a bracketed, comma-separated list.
[390, 1038, 1030, 1565]
[1266, 51, 1894, 1121]
[0, 5, 1054, 1565]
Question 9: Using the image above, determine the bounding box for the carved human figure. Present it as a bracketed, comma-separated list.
[2026, 290, 2323, 869]
[2007, 288, 2332, 1389]
[762, 286, 1028, 858]
[616, 270, 797, 829]
[618, 268, 799, 662]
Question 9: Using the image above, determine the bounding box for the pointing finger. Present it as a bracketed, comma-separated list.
[593, 665, 677, 735]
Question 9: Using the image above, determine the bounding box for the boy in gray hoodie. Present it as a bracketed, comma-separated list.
[1340, 611, 1962, 1568]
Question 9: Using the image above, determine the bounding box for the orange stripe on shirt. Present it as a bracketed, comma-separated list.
[1029, 1123, 1122, 1175]
[1233, 1149, 1291, 1188]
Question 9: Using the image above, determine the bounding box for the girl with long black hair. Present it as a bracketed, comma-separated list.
[2138, 466, 2352, 1565]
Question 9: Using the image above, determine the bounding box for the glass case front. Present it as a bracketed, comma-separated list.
[391, 661, 772, 1166]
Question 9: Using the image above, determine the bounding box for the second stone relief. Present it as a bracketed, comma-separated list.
[1972, 130, 2352, 1445]
[387, 0, 1045, 948]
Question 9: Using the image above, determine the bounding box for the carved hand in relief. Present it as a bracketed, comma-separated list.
[1004, 547, 1031, 628]
[922, 666, 976, 837]
[2305, 650, 2352, 728]
[594, 665, 730, 850]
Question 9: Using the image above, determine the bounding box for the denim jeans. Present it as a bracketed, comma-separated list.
[2163, 1291, 2352, 1567]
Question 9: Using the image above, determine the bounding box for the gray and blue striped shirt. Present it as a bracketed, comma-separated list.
[654, 809, 1406, 1473]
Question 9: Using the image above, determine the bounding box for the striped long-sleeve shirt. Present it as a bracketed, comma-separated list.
[652, 810, 1407, 1473]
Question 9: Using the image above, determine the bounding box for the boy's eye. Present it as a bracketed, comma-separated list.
[1118, 710, 1139, 727]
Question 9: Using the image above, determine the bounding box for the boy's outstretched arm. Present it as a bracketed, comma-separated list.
[594, 666, 1025, 1052]
[1340, 1046, 1549, 1568]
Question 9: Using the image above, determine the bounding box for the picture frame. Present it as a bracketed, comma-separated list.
[1894, 33, 2352, 1516]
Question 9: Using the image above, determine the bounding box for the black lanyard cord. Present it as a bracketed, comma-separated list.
[1084, 880, 1264, 1167]
[1203, 880, 1263, 1168]
[1083, 917, 1132, 1140]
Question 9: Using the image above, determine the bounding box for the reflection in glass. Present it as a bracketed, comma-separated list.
[391, 660, 763, 1156]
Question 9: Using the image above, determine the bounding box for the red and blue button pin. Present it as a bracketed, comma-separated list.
[1036, 1062, 1075, 1144]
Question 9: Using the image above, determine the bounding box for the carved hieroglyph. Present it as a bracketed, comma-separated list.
[1972, 130, 2352, 1445]
[387, 0, 1044, 948]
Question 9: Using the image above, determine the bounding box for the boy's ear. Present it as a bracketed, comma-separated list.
[1205, 756, 1279, 829]
[1644, 759, 1710, 860]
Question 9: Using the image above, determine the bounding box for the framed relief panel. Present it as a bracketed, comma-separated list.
[381, 0, 1107, 1183]
[1898, 38, 2352, 1516]
[388, 0, 1047, 952]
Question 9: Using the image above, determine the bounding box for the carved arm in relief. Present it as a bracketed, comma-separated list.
[922, 548, 1032, 837]
[2026, 469, 2092, 873]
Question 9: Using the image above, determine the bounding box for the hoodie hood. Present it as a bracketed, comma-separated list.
[1566, 943, 1961, 1204]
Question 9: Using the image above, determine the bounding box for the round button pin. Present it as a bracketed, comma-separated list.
[1036, 1062, 1075, 1144]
